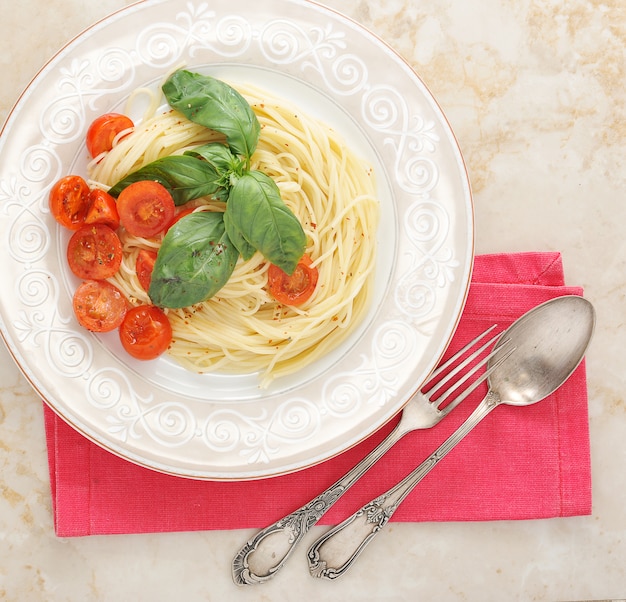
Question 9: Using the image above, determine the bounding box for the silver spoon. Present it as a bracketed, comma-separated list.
[307, 295, 595, 580]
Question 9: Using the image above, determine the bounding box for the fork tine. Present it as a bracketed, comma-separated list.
[434, 339, 516, 416]
[428, 341, 498, 403]
[425, 324, 499, 390]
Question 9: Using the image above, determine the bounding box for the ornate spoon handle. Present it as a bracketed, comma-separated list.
[232, 421, 408, 585]
[306, 392, 499, 580]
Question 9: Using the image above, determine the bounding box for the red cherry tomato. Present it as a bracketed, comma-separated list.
[136, 249, 158, 292]
[72, 280, 128, 332]
[84, 188, 120, 229]
[119, 305, 172, 360]
[67, 224, 123, 280]
[116, 180, 176, 238]
[86, 113, 134, 158]
[267, 254, 319, 306]
[49, 175, 90, 230]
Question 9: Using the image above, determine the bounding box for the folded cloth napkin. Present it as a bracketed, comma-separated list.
[44, 252, 591, 537]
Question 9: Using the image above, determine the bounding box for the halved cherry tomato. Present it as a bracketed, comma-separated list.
[86, 113, 134, 158]
[72, 280, 128, 332]
[84, 189, 120, 229]
[136, 249, 158, 292]
[119, 305, 172, 360]
[49, 175, 90, 230]
[67, 224, 123, 280]
[116, 181, 176, 238]
[267, 254, 319, 306]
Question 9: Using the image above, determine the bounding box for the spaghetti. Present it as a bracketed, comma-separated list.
[89, 84, 379, 386]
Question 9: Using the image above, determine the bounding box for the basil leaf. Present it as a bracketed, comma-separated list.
[226, 171, 306, 274]
[149, 212, 239, 308]
[183, 142, 246, 201]
[184, 142, 244, 176]
[162, 70, 261, 160]
[108, 155, 224, 206]
[223, 208, 256, 261]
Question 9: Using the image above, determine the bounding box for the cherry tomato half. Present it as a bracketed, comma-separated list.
[49, 175, 90, 230]
[72, 280, 128, 332]
[136, 249, 158, 292]
[119, 305, 172, 360]
[117, 180, 176, 238]
[86, 113, 134, 158]
[84, 188, 120, 229]
[67, 224, 123, 280]
[267, 254, 319, 306]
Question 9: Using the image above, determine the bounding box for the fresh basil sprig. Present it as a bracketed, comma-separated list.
[109, 70, 307, 308]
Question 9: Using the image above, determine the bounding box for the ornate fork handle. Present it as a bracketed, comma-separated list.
[232, 422, 408, 585]
[306, 391, 500, 580]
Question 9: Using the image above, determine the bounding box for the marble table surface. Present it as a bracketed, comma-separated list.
[1, 0, 625, 600]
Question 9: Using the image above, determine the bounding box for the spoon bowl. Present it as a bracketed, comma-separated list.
[491, 295, 595, 406]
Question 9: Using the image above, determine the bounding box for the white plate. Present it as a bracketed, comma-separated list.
[0, 0, 473, 479]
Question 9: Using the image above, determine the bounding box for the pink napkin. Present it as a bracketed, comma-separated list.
[44, 252, 591, 537]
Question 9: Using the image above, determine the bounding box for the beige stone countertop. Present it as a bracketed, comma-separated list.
[1, 0, 625, 600]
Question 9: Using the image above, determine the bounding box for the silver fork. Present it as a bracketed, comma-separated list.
[232, 324, 506, 586]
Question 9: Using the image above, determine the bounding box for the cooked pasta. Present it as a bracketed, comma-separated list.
[89, 83, 379, 387]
